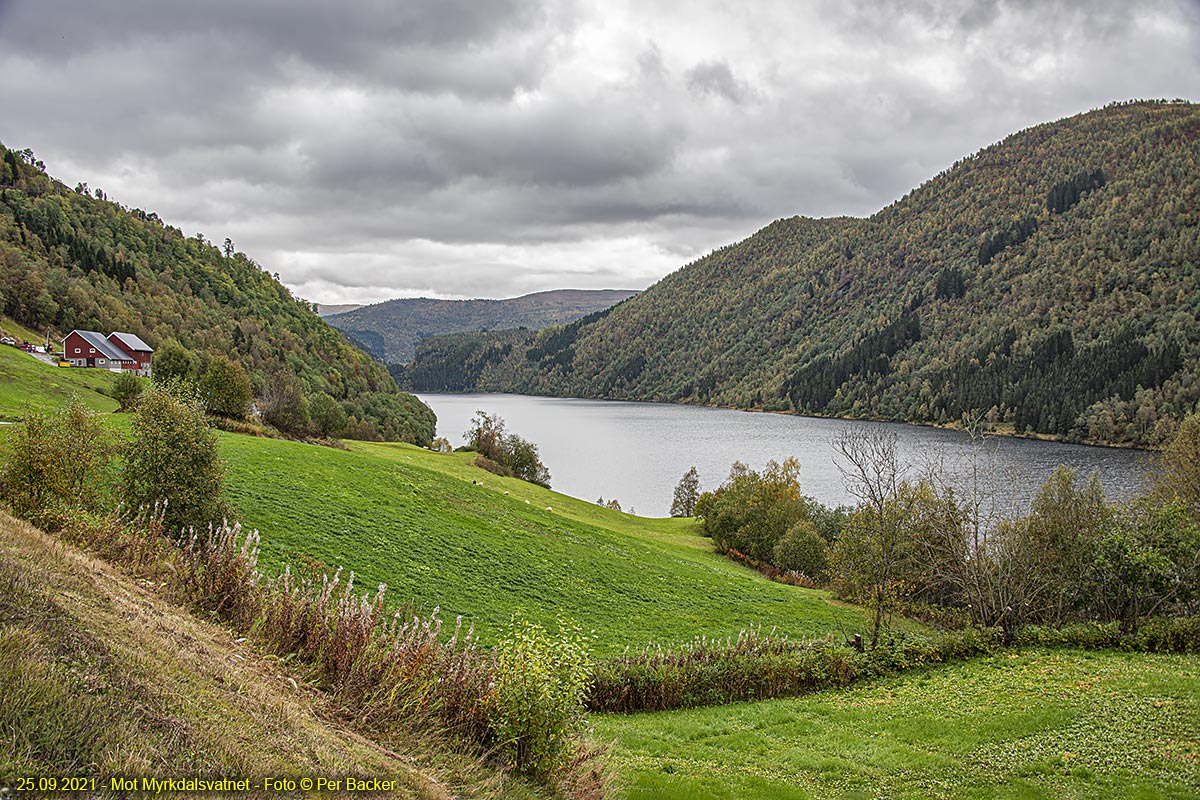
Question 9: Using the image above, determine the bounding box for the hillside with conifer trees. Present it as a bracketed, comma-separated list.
[408, 100, 1200, 446]
[0, 145, 434, 445]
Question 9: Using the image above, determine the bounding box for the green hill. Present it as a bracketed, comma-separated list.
[411, 100, 1200, 447]
[328, 289, 639, 365]
[220, 433, 874, 655]
[0, 324, 119, 418]
[0, 147, 433, 445]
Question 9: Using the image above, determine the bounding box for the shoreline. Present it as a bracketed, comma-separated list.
[415, 389, 1158, 454]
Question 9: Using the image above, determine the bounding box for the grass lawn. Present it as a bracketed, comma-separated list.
[220, 434, 879, 655]
[595, 648, 1200, 799]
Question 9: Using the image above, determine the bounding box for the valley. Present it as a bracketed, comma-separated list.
[1, 99, 1199, 800]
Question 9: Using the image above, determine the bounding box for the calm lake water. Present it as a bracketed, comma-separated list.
[418, 393, 1153, 518]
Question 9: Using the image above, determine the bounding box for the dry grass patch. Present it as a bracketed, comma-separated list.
[0, 512, 533, 799]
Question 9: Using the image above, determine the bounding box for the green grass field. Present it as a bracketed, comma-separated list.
[220, 435, 876, 655]
[595, 648, 1200, 799]
[0, 325, 119, 418]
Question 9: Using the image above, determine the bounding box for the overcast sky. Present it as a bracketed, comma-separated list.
[2, 1, 1198, 304]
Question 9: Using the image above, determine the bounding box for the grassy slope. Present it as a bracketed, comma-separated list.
[220, 435, 876, 656]
[4, 335, 1198, 800]
[0, 348, 875, 656]
[0, 325, 119, 418]
[596, 648, 1200, 800]
[0, 511, 521, 799]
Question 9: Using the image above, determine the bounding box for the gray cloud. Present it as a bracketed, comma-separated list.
[1, 0, 1197, 303]
[686, 61, 754, 104]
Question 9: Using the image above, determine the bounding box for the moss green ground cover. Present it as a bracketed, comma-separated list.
[220, 435, 875, 655]
[595, 648, 1200, 800]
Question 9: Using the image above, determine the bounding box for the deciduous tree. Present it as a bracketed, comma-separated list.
[199, 356, 252, 419]
[123, 385, 226, 535]
[670, 466, 701, 517]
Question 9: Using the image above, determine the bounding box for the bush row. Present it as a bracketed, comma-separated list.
[588, 627, 1003, 713]
[1015, 618, 1200, 654]
[588, 618, 1200, 714]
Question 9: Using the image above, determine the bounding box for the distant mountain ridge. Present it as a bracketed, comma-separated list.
[315, 303, 363, 317]
[327, 288, 639, 364]
[406, 100, 1200, 447]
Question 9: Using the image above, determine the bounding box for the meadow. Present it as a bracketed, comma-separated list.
[595, 648, 1200, 799]
[219, 434, 876, 655]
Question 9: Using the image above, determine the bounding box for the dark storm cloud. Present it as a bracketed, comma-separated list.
[0, 0, 1197, 302]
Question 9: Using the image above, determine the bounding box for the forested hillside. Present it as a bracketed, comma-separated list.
[411, 100, 1200, 446]
[328, 288, 638, 364]
[0, 145, 434, 445]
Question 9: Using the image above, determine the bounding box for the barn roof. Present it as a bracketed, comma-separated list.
[63, 330, 134, 361]
[109, 331, 154, 352]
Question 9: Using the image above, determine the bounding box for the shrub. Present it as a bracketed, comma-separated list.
[502, 434, 551, 487]
[589, 628, 861, 713]
[1154, 411, 1200, 523]
[1131, 616, 1200, 653]
[123, 385, 226, 536]
[151, 339, 197, 385]
[0, 401, 115, 521]
[772, 519, 829, 580]
[488, 618, 593, 777]
[474, 455, 512, 478]
[261, 367, 310, 435]
[699, 459, 804, 560]
[465, 411, 551, 487]
[589, 626, 1007, 714]
[1012, 619, 1200, 654]
[111, 372, 143, 411]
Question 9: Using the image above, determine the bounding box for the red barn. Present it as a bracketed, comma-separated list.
[107, 332, 154, 376]
[62, 330, 135, 370]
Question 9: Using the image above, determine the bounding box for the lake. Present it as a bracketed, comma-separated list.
[418, 393, 1153, 518]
